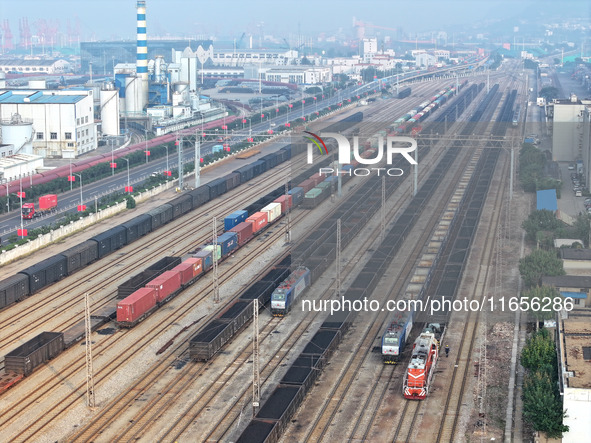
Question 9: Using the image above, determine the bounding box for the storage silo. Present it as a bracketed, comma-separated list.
[1, 114, 33, 155]
[100, 82, 120, 136]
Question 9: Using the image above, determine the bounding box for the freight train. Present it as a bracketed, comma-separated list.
[381, 308, 414, 364]
[0, 112, 365, 312]
[270, 267, 311, 316]
[403, 323, 445, 400]
[390, 81, 468, 136]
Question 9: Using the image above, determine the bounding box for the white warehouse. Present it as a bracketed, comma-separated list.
[0, 88, 97, 158]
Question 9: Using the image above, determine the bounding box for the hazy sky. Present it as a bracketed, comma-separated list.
[0, 0, 589, 42]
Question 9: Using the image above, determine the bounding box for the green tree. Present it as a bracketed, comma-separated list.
[519, 249, 565, 288]
[539, 86, 559, 102]
[125, 195, 136, 209]
[522, 210, 561, 242]
[520, 286, 560, 322]
[522, 370, 569, 438]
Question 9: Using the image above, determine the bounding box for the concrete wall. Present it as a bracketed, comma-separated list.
[0, 180, 174, 265]
[563, 259, 591, 275]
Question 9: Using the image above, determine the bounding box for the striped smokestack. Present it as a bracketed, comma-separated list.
[136, 0, 148, 110]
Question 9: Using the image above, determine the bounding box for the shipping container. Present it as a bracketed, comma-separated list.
[193, 249, 213, 272]
[90, 226, 127, 258]
[273, 195, 292, 213]
[298, 178, 316, 193]
[60, 240, 98, 275]
[309, 173, 324, 186]
[38, 194, 58, 210]
[188, 186, 210, 208]
[117, 256, 181, 298]
[288, 187, 305, 206]
[146, 270, 182, 303]
[261, 202, 282, 223]
[246, 212, 268, 233]
[302, 187, 329, 209]
[120, 214, 152, 244]
[169, 194, 193, 219]
[215, 232, 239, 257]
[147, 204, 174, 231]
[202, 244, 222, 261]
[206, 177, 227, 200]
[224, 210, 248, 231]
[0, 273, 29, 309]
[171, 258, 203, 286]
[4, 331, 65, 376]
[20, 254, 68, 294]
[116, 287, 157, 326]
[230, 221, 254, 246]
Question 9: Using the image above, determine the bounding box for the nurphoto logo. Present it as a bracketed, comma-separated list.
[306, 132, 418, 176]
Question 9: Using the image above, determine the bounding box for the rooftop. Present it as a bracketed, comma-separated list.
[0, 90, 86, 105]
[562, 316, 591, 389]
[561, 248, 591, 261]
[543, 275, 591, 289]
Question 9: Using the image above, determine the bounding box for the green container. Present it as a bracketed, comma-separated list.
[305, 188, 322, 198]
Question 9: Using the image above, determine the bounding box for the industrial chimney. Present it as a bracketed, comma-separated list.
[136, 0, 148, 111]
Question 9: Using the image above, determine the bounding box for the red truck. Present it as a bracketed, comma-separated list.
[22, 194, 58, 219]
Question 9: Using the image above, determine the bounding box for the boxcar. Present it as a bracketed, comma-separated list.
[147, 204, 173, 231]
[0, 273, 29, 309]
[224, 172, 241, 192]
[120, 214, 152, 244]
[206, 177, 227, 200]
[90, 225, 127, 258]
[188, 186, 210, 208]
[169, 194, 193, 220]
[20, 254, 68, 294]
[233, 164, 256, 183]
[60, 239, 99, 275]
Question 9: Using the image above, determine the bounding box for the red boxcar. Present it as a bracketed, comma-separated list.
[273, 195, 292, 213]
[246, 212, 268, 233]
[146, 270, 182, 302]
[230, 221, 254, 246]
[117, 287, 157, 324]
[171, 258, 203, 285]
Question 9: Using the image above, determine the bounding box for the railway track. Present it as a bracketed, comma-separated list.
[299, 136, 479, 443]
[384, 77, 520, 443]
[66, 79, 466, 442]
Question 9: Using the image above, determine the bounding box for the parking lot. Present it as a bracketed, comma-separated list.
[557, 162, 589, 217]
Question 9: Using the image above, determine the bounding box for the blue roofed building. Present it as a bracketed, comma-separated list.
[0, 87, 96, 158]
[536, 189, 558, 211]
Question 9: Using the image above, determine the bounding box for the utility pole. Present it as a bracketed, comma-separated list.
[252, 298, 260, 416]
[177, 135, 184, 190]
[84, 293, 95, 408]
[195, 131, 201, 188]
[413, 143, 418, 197]
[213, 217, 220, 304]
[336, 218, 341, 298]
[381, 176, 386, 240]
[285, 181, 291, 243]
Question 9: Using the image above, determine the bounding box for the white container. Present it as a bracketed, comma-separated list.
[262, 202, 282, 223]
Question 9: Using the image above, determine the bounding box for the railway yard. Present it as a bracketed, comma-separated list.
[0, 63, 533, 443]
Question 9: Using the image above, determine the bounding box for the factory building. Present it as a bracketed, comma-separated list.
[260, 66, 331, 85]
[211, 49, 298, 67]
[0, 59, 71, 74]
[548, 95, 589, 162]
[80, 39, 213, 76]
[0, 87, 97, 158]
